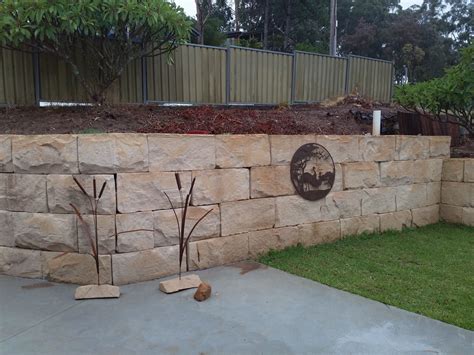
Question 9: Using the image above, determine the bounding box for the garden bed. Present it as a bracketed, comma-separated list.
[260, 223, 474, 330]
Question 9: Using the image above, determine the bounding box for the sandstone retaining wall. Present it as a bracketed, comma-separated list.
[0, 134, 451, 284]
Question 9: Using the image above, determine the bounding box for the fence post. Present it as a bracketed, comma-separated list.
[344, 55, 351, 96]
[290, 52, 297, 104]
[388, 60, 395, 103]
[32, 51, 41, 106]
[141, 55, 148, 104]
[225, 43, 231, 105]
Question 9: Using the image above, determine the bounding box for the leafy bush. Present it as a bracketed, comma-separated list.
[0, 0, 191, 103]
[394, 45, 473, 135]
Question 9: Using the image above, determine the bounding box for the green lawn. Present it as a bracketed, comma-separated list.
[259, 223, 474, 330]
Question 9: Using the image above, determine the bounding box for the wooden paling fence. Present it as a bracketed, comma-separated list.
[0, 43, 394, 106]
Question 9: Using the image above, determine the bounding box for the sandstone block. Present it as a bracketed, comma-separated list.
[191, 234, 249, 269]
[326, 190, 363, 218]
[0, 247, 42, 278]
[441, 181, 471, 207]
[332, 164, 343, 192]
[343, 162, 380, 189]
[153, 205, 220, 246]
[77, 214, 116, 255]
[148, 134, 215, 171]
[396, 136, 430, 160]
[117, 172, 191, 213]
[298, 220, 341, 247]
[47, 174, 116, 214]
[192, 169, 249, 205]
[0, 211, 14, 247]
[13, 213, 77, 252]
[464, 160, 474, 182]
[0, 174, 5, 210]
[215, 134, 270, 168]
[341, 215, 380, 237]
[429, 136, 451, 158]
[159, 274, 202, 294]
[380, 161, 415, 186]
[462, 207, 474, 226]
[78, 134, 148, 173]
[75, 284, 120, 299]
[380, 210, 412, 232]
[426, 182, 441, 205]
[0, 136, 13, 172]
[42, 252, 112, 285]
[359, 136, 396, 161]
[12, 135, 78, 173]
[316, 135, 361, 163]
[361, 187, 396, 215]
[414, 159, 443, 183]
[412, 205, 439, 227]
[116, 212, 154, 253]
[250, 165, 294, 198]
[396, 184, 427, 211]
[269, 135, 316, 165]
[439, 204, 463, 224]
[221, 198, 275, 236]
[6, 174, 47, 212]
[248, 227, 300, 257]
[442, 159, 464, 182]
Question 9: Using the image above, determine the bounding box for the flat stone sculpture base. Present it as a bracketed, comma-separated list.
[75, 284, 120, 300]
[159, 274, 202, 294]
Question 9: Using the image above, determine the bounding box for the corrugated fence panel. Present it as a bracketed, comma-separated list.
[230, 47, 292, 104]
[147, 44, 226, 104]
[294, 51, 347, 103]
[346, 55, 393, 103]
[0, 48, 35, 105]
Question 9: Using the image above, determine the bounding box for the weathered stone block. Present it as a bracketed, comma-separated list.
[117, 172, 191, 213]
[248, 226, 301, 257]
[6, 174, 47, 212]
[192, 169, 249, 205]
[426, 182, 441, 205]
[429, 136, 451, 158]
[0, 136, 13, 172]
[442, 159, 464, 182]
[0, 247, 42, 278]
[414, 159, 443, 183]
[192, 234, 249, 269]
[13, 213, 77, 252]
[396, 136, 430, 160]
[47, 174, 116, 214]
[269, 135, 316, 165]
[0, 211, 14, 247]
[464, 160, 474, 182]
[439, 204, 463, 224]
[160, 274, 202, 294]
[153, 205, 220, 246]
[341, 215, 380, 237]
[116, 212, 154, 253]
[332, 164, 343, 192]
[316, 135, 361, 163]
[326, 190, 363, 218]
[250, 165, 294, 198]
[361, 187, 396, 215]
[298, 220, 341, 247]
[12, 135, 78, 174]
[75, 284, 120, 299]
[42, 252, 111, 285]
[148, 134, 215, 171]
[77, 214, 116, 255]
[221, 198, 275, 236]
[343, 162, 380, 189]
[380, 161, 415, 186]
[0, 174, 5, 210]
[215, 134, 270, 168]
[441, 181, 471, 207]
[275, 195, 338, 227]
[396, 184, 427, 211]
[462, 207, 474, 226]
[412, 205, 439, 227]
[380, 210, 412, 232]
[359, 136, 396, 161]
[78, 134, 148, 173]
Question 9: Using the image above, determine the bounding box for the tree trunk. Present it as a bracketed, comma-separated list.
[234, 0, 240, 32]
[195, 1, 205, 45]
[263, 0, 269, 49]
[283, 0, 292, 51]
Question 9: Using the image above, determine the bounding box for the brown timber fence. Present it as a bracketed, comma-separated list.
[0, 43, 394, 106]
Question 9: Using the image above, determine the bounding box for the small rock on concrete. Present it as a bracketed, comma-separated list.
[74, 284, 120, 300]
[194, 282, 212, 302]
[159, 274, 202, 294]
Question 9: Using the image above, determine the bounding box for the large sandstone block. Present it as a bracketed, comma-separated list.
[117, 172, 191, 213]
[380, 161, 415, 186]
[396, 136, 430, 160]
[116, 212, 154, 253]
[361, 187, 396, 215]
[439, 204, 463, 224]
[0, 136, 13, 172]
[326, 190, 363, 218]
[78, 134, 148, 173]
[42, 252, 111, 285]
[269, 135, 316, 165]
[0, 174, 5, 210]
[359, 136, 396, 161]
[298, 220, 341, 247]
[47, 174, 116, 214]
[441, 181, 472, 207]
[426, 182, 441, 205]
[412, 205, 439, 227]
[215, 135, 270, 168]
[429, 136, 451, 158]
[332, 164, 343, 192]
[380, 210, 412, 232]
[442, 159, 464, 182]
[192, 234, 249, 269]
[153, 205, 220, 246]
[462, 207, 474, 226]
[316, 135, 361, 163]
[0, 211, 14, 247]
[12, 135, 78, 174]
[6, 174, 47, 212]
[77, 214, 116, 255]
[464, 160, 474, 182]
[275, 195, 339, 227]
[221, 198, 275, 236]
[343, 162, 380, 189]
[341, 215, 380, 237]
[192, 169, 249, 205]
[250, 165, 294, 198]
[414, 159, 443, 183]
[148, 134, 215, 171]
[13, 213, 77, 252]
[0, 247, 42, 278]
[396, 184, 427, 211]
[248, 226, 301, 257]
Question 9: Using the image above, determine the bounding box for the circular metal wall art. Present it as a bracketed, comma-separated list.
[290, 143, 335, 201]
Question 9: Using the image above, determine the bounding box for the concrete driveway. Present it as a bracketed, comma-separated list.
[1, 263, 473, 354]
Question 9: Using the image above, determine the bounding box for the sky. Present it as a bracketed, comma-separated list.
[174, 0, 424, 18]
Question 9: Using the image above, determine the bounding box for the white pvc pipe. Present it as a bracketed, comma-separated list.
[373, 110, 381, 136]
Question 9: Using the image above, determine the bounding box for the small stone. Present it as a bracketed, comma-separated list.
[194, 282, 212, 302]
[159, 274, 202, 294]
[74, 284, 120, 300]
